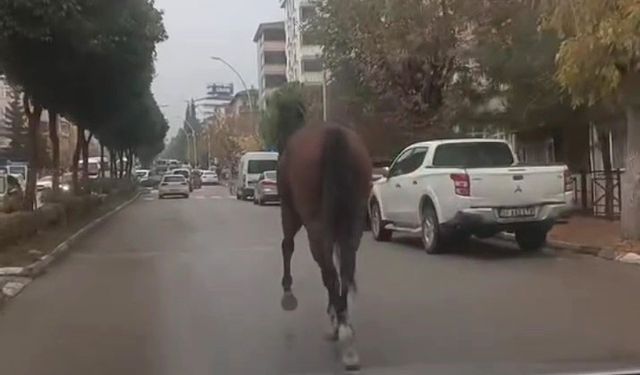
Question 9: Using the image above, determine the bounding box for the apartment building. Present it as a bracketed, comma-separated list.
[253, 22, 288, 108]
[280, 0, 324, 85]
[0, 75, 13, 150]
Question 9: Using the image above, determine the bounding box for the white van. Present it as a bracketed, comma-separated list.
[236, 152, 278, 200]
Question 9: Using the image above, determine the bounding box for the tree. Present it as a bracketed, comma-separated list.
[0, 0, 167, 204]
[3, 86, 26, 160]
[309, 0, 479, 131]
[543, 0, 640, 239]
[211, 121, 241, 171]
[163, 131, 189, 162]
[261, 83, 306, 154]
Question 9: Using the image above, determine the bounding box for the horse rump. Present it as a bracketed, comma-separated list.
[321, 126, 367, 293]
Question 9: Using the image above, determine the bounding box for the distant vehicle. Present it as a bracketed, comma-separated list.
[201, 171, 219, 185]
[369, 139, 574, 253]
[135, 169, 150, 180]
[37, 176, 71, 192]
[135, 169, 151, 186]
[236, 152, 278, 200]
[170, 168, 193, 192]
[79, 157, 104, 179]
[253, 170, 279, 206]
[0, 174, 24, 213]
[158, 174, 190, 199]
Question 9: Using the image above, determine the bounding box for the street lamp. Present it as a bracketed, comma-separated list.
[210, 56, 255, 113]
[210, 56, 258, 135]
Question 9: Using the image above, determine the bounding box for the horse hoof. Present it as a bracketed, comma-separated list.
[342, 347, 360, 372]
[281, 292, 298, 311]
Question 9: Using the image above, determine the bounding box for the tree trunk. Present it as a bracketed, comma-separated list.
[597, 128, 614, 219]
[72, 128, 82, 195]
[119, 151, 125, 179]
[81, 132, 92, 193]
[109, 148, 116, 178]
[127, 149, 134, 176]
[100, 142, 105, 179]
[22, 96, 42, 211]
[48, 110, 61, 194]
[621, 104, 640, 240]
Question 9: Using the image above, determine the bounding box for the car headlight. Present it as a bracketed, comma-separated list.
[61, 184, 70, 192]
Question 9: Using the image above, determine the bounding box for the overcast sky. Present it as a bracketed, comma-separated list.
[151, 0, 284, 137]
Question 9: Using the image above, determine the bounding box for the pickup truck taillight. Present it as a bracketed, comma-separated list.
[262, 180, 276, 186]
[450, 173, 470, 196]
[564, 169, 573, 192]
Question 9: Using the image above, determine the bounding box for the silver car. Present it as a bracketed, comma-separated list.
[253, 171, 279, 206]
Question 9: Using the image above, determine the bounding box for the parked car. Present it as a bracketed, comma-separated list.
[253, 171, 279, 205]
[201, 171, 219, 185]
[37, 175, 71, 192]
[170, 168, 192, 192]
[135, 169, 150, 180]
[236, 152, 278, 200]
[158, 174, 190, 199]
[369, 139, 574, 253]
[0, 174, 24, 213]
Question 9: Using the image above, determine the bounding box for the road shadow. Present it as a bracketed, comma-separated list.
[390, 235, 555, 261]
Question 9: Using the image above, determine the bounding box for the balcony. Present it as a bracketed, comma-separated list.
[263, 64, 286, 75]
[262, 40, 286, 51]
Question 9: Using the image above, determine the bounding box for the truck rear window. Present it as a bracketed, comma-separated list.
[433, 142, 514, 168]
[248, 160, 278, 174]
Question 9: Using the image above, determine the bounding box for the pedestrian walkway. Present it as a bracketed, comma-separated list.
[550, 216, 640, 253]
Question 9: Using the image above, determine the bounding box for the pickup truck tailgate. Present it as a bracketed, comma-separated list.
[467, 166, 567, 207]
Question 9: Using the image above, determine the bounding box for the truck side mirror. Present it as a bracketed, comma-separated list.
[381, 167, 390, 178]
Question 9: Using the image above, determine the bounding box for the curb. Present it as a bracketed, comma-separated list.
[497, 233, 640, 265]
[0, 191, 141, 303]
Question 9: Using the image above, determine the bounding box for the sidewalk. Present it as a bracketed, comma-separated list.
[550, 216, 640, 254]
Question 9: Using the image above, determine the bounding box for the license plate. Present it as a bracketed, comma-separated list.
[498, 207, 536, 218]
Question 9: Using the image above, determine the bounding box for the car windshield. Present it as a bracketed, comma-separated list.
[135, 171, 148, 177]
[39, 176, 52, 182]
[248, 160, 278, 174]
[263, 171, 277, 180]
[432, 142, 515, 168]
[163, 176, 184, 183]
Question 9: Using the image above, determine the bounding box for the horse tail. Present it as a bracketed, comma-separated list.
[322, 127, 358, 292]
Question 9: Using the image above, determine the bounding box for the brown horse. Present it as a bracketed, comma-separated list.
[278, 124, 372, 371]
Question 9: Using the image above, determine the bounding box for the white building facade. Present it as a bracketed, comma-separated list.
[253, 21, 288, 109]
[280, 0, 324, 85]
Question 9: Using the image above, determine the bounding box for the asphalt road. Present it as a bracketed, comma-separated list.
[1, 185, 640, 375]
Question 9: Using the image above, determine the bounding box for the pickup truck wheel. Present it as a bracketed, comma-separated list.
[421, 205, 442, 254]
[370, 201, 392, 242]
[515, 228, 547, 251]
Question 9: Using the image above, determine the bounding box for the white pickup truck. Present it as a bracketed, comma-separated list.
[369, 139, 574, 253]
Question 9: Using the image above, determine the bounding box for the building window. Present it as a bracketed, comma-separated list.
[264, 29, 285, 42]
[302, 58, 323, 73]
[264, 51, 287, 65]
[301, 30, 321, 46]
[264, 75, 287, 89]
[300, 6, 316, 23]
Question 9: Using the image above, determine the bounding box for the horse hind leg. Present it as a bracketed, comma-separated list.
[337, 228, 364, 371]
[280, 198, 302, 311]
